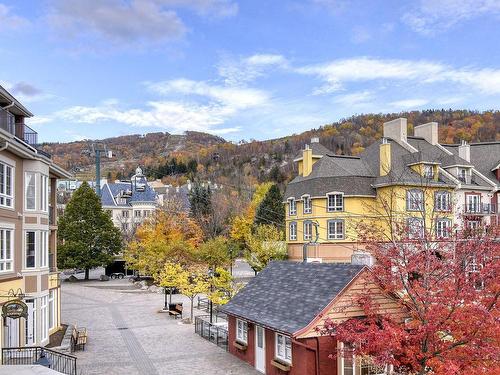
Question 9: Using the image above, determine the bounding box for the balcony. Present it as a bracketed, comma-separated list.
[465, 203, 497, 215]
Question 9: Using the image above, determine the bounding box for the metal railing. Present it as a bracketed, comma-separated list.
[194, 315, 229, 351]
[466, 203, 497, 214]
[2, 346, 77, 375]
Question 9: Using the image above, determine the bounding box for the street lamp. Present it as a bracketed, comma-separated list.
[208, 268, 214, 324]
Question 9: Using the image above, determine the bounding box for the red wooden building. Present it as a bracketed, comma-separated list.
[221, 262, 402, 375]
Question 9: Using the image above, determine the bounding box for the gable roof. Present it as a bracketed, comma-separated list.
[101, 176, 158, 207]
[221, 261, 365, 335]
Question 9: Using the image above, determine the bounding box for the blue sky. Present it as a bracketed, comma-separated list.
[1, 0, 500, 143]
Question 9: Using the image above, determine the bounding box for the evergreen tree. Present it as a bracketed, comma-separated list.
[189, 183, 212, 217]
[254, 184, 285, 229]
[58, 182, 122, 279]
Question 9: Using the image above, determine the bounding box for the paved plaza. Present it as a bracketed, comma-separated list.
[61, 267, 259, 375]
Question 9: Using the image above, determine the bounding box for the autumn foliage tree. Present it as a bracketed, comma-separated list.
[321, 223, 500, 374]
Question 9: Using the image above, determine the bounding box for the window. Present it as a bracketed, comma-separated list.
[289, 222, 297, 241]
[434, 191, 450, 211]
[303, 221, 312, 241]
[121, 223, 129, 231]
[40, 175, 48, 212]
[134, 210, 141, 218]
[40, 231, 49, 268]
[466, 256, 484, 290]
[275, 333, 292, 364]
[49, 290, 56, 330]
[328, 219, 344, 240]
[143, 210, 150, 217]
[25, 172, 36, 210]
[436, 219, 451, 238]
[327, 193, 343, 212]
[339, 342, 355, 375]
[40, 295, 48, 342]
[466, 194, 480, 213]
[339, 342, 389, 375]
[236, 319, 247, 344]
[466, 220, 480, 231]
[0, 229, 13, 272]
[423, 165, 434, 179]
[458, 168, 467, 183]
[302, 196, 312, 214]
[407, 217, 424, 239]
[288, 199, 296, 216]
[406, 189, 423, 211]
[122, 210, 129, 218]
[0, 163, 13, 208]
[25, 231, 36, 268]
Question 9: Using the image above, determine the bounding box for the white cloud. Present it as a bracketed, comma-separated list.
[218, 53, 288, 86]
[25, 116, 53, 126]
[0, 4, 30, 31]
[297, 57, 500, 95]
[333, 91, 374, 106]
[390, 98, 429, 109]
[159, 0, 238, 18]
[351, 27, 371, 44]
[402, 0, 500, 35]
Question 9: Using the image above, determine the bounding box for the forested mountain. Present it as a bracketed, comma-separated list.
[41, 109, 500, 186]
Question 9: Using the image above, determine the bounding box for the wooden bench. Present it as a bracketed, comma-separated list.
[168, 304, 183, 319]
[71, 324, 88, 352]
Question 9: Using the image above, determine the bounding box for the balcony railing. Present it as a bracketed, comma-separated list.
[465, 203, 497, 215]
[195, 315, 229, 352]
[2, 347, 77, 375]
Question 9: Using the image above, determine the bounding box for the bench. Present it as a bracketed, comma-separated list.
[71, 324, 88, 352]
[168, 303, 183, 319]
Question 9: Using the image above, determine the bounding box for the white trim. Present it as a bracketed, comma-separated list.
[236, 319, 248, 344]
[275, 332, 292, 364]
[0, 228, 13, 273]
[25, 171, 37, 211]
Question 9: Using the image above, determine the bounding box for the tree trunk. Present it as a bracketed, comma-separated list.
[85, 268, 90, 280]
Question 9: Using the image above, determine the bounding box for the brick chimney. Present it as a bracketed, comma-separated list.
[414, 122, 438, 145]
[458, 140, 470, 162]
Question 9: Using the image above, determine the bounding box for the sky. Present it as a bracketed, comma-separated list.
[1, 0, 500, 143]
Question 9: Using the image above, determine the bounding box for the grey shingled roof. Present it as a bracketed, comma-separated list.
[221, 261, 365, 335]
[444, 142, 500, 187]
[294, 142, 333, 159]
[101, 177, 157, 207]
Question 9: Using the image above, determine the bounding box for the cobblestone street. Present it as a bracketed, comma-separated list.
[61, 269, 258, 375]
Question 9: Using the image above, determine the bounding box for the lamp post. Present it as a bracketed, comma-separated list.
[163, 287, 168, 310]
[208, 268, 214, 324]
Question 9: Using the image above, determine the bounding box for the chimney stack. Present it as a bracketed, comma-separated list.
[310, 137, 319, 143]
[302, 145, 313, 177]
[379, 138, 391, 176]
[414, 122, 438, 145]
[458, 140, 470, 162]
[383, 118, 407, 144]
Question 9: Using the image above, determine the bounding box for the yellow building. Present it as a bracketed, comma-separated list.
[285, 119, 458, 262]
[0, 85, 70, 350]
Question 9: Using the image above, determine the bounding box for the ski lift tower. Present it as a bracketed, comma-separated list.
[82, 142, 112, 197]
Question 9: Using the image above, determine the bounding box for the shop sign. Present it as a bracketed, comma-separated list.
[2, 300, 28, 319]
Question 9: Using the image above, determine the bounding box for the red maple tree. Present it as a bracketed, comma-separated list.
[321, 223, 500, 374]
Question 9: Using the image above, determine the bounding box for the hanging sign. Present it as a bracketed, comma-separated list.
[2, 300, 28, 319]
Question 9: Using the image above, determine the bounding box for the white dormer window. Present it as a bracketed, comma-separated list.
[327, 193, 343, 212]
[288, 199, 297, 216]
[302, 195, 312, 214]
[423, 165, 434, 179]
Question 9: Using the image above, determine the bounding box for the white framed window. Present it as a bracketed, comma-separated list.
[122, 210, 129, 218]
[143, 210, 150, 217]
[0, 228, 13, 272]
[0, 163, 13, 208]
[25, 172, 37, 210]
[25, 231, 36, 268]
[466, 194, 480, 213]
[40, 231, 49, 268]
[407, 217, 424, 239]
[40, 175, 49, 212]
[303, 221, 312, 241]
[121, 223, 129, 231]
[338, 342, 389, 375]
[288, 199, 296, 216]
[49, 290, 56, 330]
[302, 195, 312, 214]
[406, 189, 423, 211]
[236, 319, 248, 344]
[434, 191, 450, 211]
[289, 222, 297, 241]
[436, 218, 451, 238]
[40, 295, 48, 342]
[275, 333, 292, 364]
[327, 193, 343, 212]
[134, 210, 141, 218]
[466, 220, 480, 230]
[328, 219, 344, 240]
[466, 256, 484, 290]
[423, 165, 434, 179]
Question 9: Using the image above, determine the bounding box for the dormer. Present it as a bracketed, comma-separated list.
[294, 138, 331, 176]
[408, 162, 440, 181]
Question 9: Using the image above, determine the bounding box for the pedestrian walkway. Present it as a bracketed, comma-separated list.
[61, 277, 258, 375]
